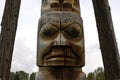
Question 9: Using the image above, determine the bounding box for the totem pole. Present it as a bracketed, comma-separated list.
[36, 0, 86, 80]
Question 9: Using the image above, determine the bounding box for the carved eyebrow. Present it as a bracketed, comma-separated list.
[41, 22, 59, 29]
[49, 22, 59, 29]
[61, 22, 81, 30]
[39, 22, 59, 33]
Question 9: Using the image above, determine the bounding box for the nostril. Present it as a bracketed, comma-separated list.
[65, 41, 71, 46]
[51, 41, 70, 46]
[51, 41, 58, 46]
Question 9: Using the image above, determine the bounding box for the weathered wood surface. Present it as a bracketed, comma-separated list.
[41, 0, 81, 15]
[92, 0, 120, 80]
[36, 0, 85, 80]
[37, 12, 85, 67]
[36, 67, 86, 80]
[0, 0, 21, 80]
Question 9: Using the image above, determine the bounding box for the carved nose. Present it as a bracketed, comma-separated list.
[51, 34, 70, 46]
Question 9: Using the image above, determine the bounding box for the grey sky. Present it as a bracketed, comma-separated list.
[0, 0, 120, 74]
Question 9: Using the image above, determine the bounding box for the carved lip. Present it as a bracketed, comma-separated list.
[46, 54, 76, 62]
[45, 50, 76, 63]
[44, 46, 77, 64]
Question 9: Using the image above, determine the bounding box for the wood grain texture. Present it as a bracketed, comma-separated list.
[37, 0, 85, 80]
[36, 67, 86, 80]
[0, 0, 21, 80]
[41, 0, 81, 15]
[92, 0, 120, 80]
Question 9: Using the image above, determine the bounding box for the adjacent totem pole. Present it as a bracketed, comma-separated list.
[36, 0, 86, 80]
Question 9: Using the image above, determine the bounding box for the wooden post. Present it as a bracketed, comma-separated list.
[0, 0, 21, 80]
[92, 0, 120, 80]
[36, 0, 86, 80]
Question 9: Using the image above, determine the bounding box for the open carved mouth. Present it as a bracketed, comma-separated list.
[44, 46, 77, 66]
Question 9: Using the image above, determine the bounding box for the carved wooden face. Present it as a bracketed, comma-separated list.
[41, 0, 80, 14]
[37, 12, 84, 67]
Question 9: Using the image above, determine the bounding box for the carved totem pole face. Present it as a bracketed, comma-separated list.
[37, 0, 85, 68]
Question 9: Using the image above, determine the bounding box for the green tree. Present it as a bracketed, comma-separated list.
[30, 72, 36, 80]
[15, 71, 29, 80]
[9, 72, 16, 80]
[95, 67, 105, 80]
[86, 67, 105, 80]
[14, 72, 19, 80]
[86, 72, 95, 80]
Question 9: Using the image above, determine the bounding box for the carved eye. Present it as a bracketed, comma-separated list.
[40, 23, 58, 39]
[63, 23, 83, 40]
[63, 3, 72, 8]
[51, 3, 60, 8]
